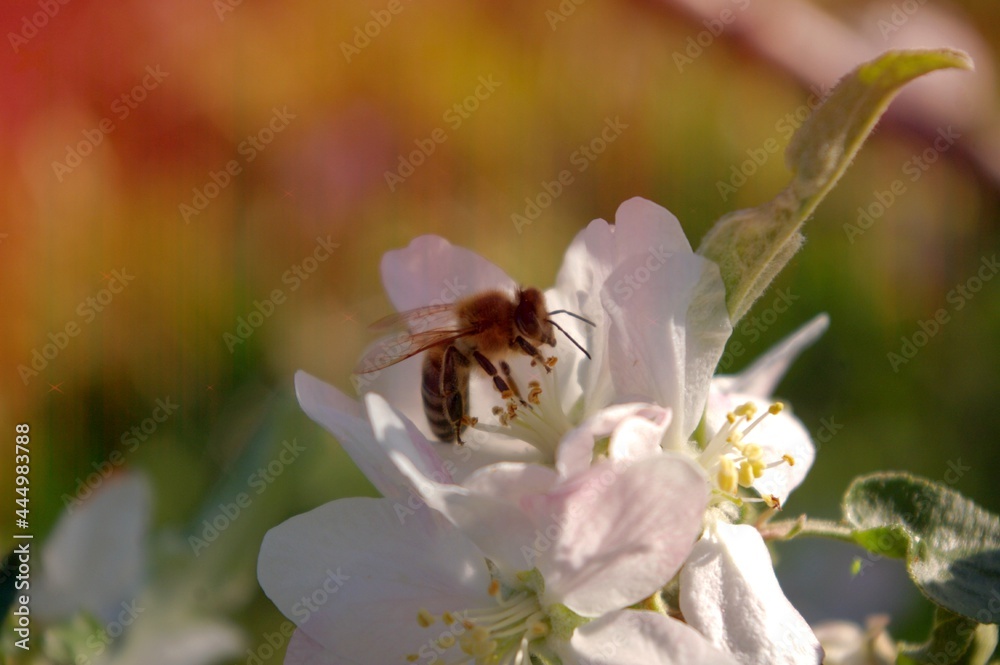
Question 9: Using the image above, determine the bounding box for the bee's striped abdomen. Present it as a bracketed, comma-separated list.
[422, 346, 470, 442]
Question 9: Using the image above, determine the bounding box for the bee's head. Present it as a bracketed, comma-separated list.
[515, 287, 556, 346]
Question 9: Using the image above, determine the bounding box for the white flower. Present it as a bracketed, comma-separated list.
[679, 522, 824, 665]
[812, 618, 895, 665]
[302, 197, 731, 483]
[699, 314, 829, 509]
[287, 197, 828, 664]
[259, 393, 738, 664]
[29, 473, 243, 665]
[675, 317, 830, 665]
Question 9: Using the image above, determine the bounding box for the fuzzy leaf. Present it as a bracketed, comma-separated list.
[698, 49, 973, 322]
[844, 472, 1000, 623]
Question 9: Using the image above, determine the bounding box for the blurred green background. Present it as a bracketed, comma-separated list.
[2, 0, 999, 661]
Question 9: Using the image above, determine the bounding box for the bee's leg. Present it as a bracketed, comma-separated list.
[498, 361, 523, 400]
[441, 346, 471, 444]
[471, 351, 518, 402]
[514, 336, 555, 373]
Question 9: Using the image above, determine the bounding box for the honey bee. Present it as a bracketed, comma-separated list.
[355, 287, 592, 443]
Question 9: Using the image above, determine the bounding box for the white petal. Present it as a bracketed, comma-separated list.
[364, 392, 454, 485]
[33, 473, 149, 623]
[257, 497, 491, 664]
[295, 371, 423, 501]
[612, 197, 692, 256]
[680, 523, 823, 665]
[529, 454, 709, 616]
[705, 389, 815, 504]
[555, 402, 669, 478]
[606, 406, 671, 463]
[379, 234, 515, 312]
[602, 251, 731, 451]
[713, 314, 829, 397]
[390, 452, 540, 575]
[558, 610, 739, 665]
[549, 198, 693, 415]
[461, 462, 559, 502]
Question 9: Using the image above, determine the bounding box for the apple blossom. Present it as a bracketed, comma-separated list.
[259, 393, 738, 664]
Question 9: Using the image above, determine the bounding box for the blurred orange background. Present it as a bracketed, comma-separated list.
[2, 0, 999, 660]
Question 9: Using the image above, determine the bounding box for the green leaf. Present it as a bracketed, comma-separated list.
[844, 472, 1000, 623]
[898, 607, 978, 665]
[697, 49, 973, 322]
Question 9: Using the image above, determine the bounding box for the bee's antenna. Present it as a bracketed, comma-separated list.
[547, 309, 596, 327]
[546, 319, 591, 360]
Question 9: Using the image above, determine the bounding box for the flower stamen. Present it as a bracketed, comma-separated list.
[473, 361, 573, 461]
[408, 581, 549, 665]
[701, 400, 794, 502]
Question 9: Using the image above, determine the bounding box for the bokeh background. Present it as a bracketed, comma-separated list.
[2, 0, 999, 661]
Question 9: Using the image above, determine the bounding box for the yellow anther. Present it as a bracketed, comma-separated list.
[738, 461, 756, 488]
[769, 402, 784, 415]
[462, 619, 475, 630]
[750, 459, 766, 477]
[763, 494, 782, 510]
[488, 579, 501, 597]
[743, 443, 763, 461]
[717, 457, 738, 494]
[417, 608, 435, 628]
[782, 454, 796, 466]
[437, 635, 456, 649]
[726, 430, 744, 445]
[727, 412, 737, 424]
[471, 626, 491, 643]
[734, 402, 757, 420]
[442, 611, 456, 625]
[406, 654, 419, 662]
